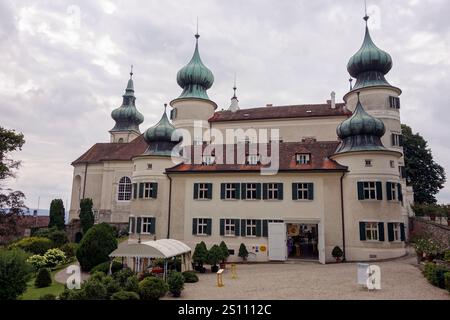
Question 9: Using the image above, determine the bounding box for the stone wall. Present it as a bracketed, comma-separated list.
[409, 217, 450, 249]
[65, 219, 129, 243]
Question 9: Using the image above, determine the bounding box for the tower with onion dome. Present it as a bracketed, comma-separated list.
[110, 67, 144, 143]
[169, 31, 217, 145]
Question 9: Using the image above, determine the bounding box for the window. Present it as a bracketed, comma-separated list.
[246, 219, 257, 237]
[296, 153, 311, 165]
[202, 155, 215, 165]
[365, 222, 379, 241]
[391, 133, 403, 147]
[194, 183, 212, 200]
[264, 183, 282, 200]
[196, 218, 208, 235]
[357, 181, 384, 200]
[392, 223, 401, 241]
[247, 154, 260, 165]
[245, 183, 258, 200]
[390, 160, 395, 168]
[141, 217, 153, 234]
[143, 183, 155, 199]
[387, 182, 397, 201]
[222, 183, 239, 200]
[388, 222, 404, 242]
[389, 96, 400, 109]
[292, 183, 313, 200]
[365, 159, 373, 167]
[118, 138, 124, 143]
[118, 177, 132, 201]
[170, 108, 177, 120]
[224, 219, 235, 236]
[147, 163, 152, 170]
[399, 166, 406, 179]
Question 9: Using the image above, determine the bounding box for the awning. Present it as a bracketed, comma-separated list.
[109, 238, 191, 259]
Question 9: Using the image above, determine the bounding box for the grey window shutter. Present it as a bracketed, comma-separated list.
[138, 183, 144, 198]
[391, 134, 395, 146]
[387, 222, 394, 242]
[376, 182, 383, 200]
[220, 219, 225, 236]
[220, 184, 225, 199]
[398, 183, 403, 202]
[357, 182, 364, 200]
[241, 219, 246, 237]
[137, 217, 142, 234]
[278, 183, 283, 200]
[129, 217, 135, 234]
[235, 183, 241, 200]
[386, 182, 392, 200]
[132, 183, 137, 199]
[207, 183, 213, 199]
[151, 183, 158, 198]
[256, 183, 262, 199]
[193, 183, 199, 199]
[359, 222, 366, 241]
[234, 219, 240, 236]
[256, 220, 262, 237]
[378, 222, 385, 241]
[262, 183, 268, 200]
[292, 183, 298, 200]
[308, 183, 314, 200]
[241, 183, 247, 200]
[206, 219, 212, 235]
[262, 220, 268, 237]
[150, 217, 156, 234]
[192, 218, 198, 235]
[400, 223, 406, 241]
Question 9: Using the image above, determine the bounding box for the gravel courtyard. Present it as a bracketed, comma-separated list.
[169, 254, 449, 300]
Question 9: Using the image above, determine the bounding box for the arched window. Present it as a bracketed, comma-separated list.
[118, 176, 132, 201]
[118, 138, 124, 143]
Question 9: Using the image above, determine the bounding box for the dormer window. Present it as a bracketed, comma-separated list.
[365, 159, 373, 167]
[296, 153, 311, 165]
[202, 155, 215, 165]
[247, 154, 260, 165]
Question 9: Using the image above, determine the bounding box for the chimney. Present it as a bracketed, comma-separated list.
[331, 91, 336, 109]
[266, 104, 273, 107]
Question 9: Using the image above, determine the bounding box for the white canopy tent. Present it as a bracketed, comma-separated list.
[109, 239, 193, 279]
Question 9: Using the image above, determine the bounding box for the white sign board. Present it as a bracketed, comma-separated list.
[357, 263, 369, 285]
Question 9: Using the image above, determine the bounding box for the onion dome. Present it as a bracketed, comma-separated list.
[335, 93, 386, 154]
[110, 68, 144, 133]
[347, 16, 393, 90]
[143, 104, 182, 156]
[176, 33, 214, 100]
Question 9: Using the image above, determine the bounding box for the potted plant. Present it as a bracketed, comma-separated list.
[192, 241, 208, 273]
[238, 243, 249, 262]
[167, 271, 185, 298]
[219, 241, 229, 269]
[331, 246, 343, 262]
[207, 245, 222, 273]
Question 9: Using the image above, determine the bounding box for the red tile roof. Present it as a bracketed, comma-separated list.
[166, 141, 347, 173]
[209, 103, 351, 122]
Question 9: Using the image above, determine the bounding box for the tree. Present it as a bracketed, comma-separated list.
[192, 241, 208, 269]
[238, 243, 249, 261]
[401, 124, 446, 204]
[0, 249, 32, 299]
[219, 241, 230, 262]
[49, 199, 65, 230]
[0, 127, 26, 241]
[35, 268, 52, 288]
[79, 198, 94, 234]
[76, 223, 118, 271]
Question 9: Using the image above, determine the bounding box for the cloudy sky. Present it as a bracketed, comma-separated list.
[1, 0, 449, 210]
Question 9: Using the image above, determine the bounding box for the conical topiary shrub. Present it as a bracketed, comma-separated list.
[35, 268, 52, 288]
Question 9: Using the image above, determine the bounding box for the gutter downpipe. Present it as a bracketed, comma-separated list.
[165, 173, 173, 239]
[340, 171, 347, 261]
[82, 163, 88, 199]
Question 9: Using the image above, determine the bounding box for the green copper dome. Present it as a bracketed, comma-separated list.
[335, 94, 386, 154]
[176, 34, 214, 100]
[110, 73, 144, 133]
[347, 18, 393, 90]
[143, 106, 182, 156]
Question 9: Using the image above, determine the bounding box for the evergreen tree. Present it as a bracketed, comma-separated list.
[79, 198, 94, 234]
[49, 199, 65, 230]
[402, 124, 446, 204]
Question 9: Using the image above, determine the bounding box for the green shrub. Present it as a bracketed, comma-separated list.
[9, 237, 53, 255]
[137, 270, 154, 282]
[153, 258, 165, 267]
[444, 250, 450, 263]
[168, 257, 182, 272]
[168, 271, 185, 297]
[83, 278, 108, 300]
[76, 223, 118, 271]
[39, 293, 56, 300]
[193, 242, 208, 267]
[27, 254, 47, 270]
[0, 249, 33, 299]
[445, 272, 450, 292]
[33, 228, 68, 247]
[332, 246, 343, 258]
[238, 243, 249, 260]
[207, 244, 222, 267]
[90, 271, 106, 282]
[60, 243, 78, 258]
[219, 241, 230, 262]
[138, 277, 168, 300]
[59, 287, 85, 300]
[124, 275, 139, 292]
[79, 198, 94, 234]
[103, 275, 121, 298]
[113, 268, 135, 286]
[111, 290, 140, 300]
[43, 248, 66, 268]
[424, 262, 448, 288]
[90, 260, 123, 275]
[35, 268, 52, 288]
[182, 271, 199, 283]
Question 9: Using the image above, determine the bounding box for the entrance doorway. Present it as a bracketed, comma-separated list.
[286, 223, 318, 260]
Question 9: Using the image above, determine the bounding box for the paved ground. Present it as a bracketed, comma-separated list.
[167, 254, 450, 300]
[54, 262, 90, 285]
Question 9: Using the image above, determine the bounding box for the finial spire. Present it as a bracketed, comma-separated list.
[195, 17, 200, 40]
[363, 0, 369, 23]
[349, 78, 353, 90]
[164, 103, 167, 112]
[130, 65, 134, 79]
[357, 91, 361, 102]
[233, 73, 237, 98]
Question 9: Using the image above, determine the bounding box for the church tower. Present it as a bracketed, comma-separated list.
[109, 68, 144, 143]
[170, 32, 217, 145]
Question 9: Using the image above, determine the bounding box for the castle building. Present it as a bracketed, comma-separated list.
[69, 15, 413, 263]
